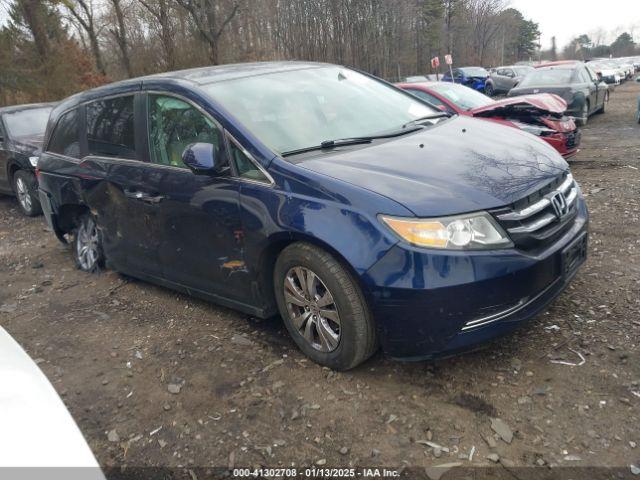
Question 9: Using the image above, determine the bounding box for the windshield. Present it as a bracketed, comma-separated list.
[203, 66, 436, 154]
[461, 67, 489, 77]
[519, 69, 575, 87]
[3, 107, 52, 139]
[429, 83, 494, 111]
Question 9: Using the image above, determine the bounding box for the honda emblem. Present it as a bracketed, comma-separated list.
[550, 191, 569, 219]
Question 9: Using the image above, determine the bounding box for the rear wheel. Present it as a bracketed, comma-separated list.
[274, 242, 377, 370]
[12, 170, 41, 217]
[73, 213, 104, 272]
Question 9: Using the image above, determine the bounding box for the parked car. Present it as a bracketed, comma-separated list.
[0, 326, 104, 475]
[637, 75, 640, 124]
[441, 67, 490, 92]
[485, 65, 534, 96]
[398, 82, 581, 159]
[509, 61, 608, 126]
[0, 103, 53, 216]
[404, 74, 440, 83]
[38, 62, 588, 370]
[588, 60, 621, 85]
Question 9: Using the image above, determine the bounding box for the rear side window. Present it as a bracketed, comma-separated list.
[48, 108, 81, 158]
[86, 96, 136, 159]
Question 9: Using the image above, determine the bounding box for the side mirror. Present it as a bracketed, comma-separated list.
[181, 143, 219, 175]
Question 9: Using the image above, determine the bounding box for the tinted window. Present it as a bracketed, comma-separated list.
[148, 95, 223, 169]
[86, 96, 136, 159]
[48, 108, 80, 158]
[519, 69, 575, 86]
[3, 107, 52, 139]
[229, 138, 269, 183]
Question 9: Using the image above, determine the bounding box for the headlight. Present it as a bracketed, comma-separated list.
[29, 156, 39, 167]
[380, 212, 512, 250]
[511, 122, 556, 137]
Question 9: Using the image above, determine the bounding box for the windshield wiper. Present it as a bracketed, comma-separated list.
[281, 127, 424, 157]
[401, 112, 451, 129]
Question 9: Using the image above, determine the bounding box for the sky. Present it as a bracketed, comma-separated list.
[510, 0, 640, 50]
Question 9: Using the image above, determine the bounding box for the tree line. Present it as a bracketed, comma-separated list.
[0, 0, 544, 105]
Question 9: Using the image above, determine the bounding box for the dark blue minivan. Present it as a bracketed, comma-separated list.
[37, 62, 588, 370]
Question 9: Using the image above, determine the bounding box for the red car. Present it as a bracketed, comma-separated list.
[397, 81, 580, 159]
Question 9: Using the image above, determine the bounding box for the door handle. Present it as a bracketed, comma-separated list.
[124, 189, 165, 204]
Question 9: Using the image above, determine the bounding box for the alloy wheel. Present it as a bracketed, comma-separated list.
[283, 266, 341, 352]
[76, 217, 100, 271]
[15, 177, 32, 212]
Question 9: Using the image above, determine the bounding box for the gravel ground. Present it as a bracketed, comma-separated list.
[1, 80, 639, 478]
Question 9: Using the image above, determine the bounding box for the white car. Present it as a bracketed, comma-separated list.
[0, 327, 104, 477]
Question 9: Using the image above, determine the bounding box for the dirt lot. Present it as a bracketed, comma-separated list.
[1, 81, 639, 478]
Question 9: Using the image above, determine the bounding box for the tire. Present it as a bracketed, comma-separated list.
[274, 242, 377, 370]
[484, 83, 494, 97]
[12, 170, 41, 217]
[73, 212, 105, 273]
[578, 102, 589, 126]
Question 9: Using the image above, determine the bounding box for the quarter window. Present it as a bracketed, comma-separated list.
[48, 108, 81, 159]
[147, 94, 223, 169]
[86, 96, 136, 159]
[229, 139, 269, 183]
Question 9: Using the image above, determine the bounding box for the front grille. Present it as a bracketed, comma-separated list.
[492, 172, 579, 251]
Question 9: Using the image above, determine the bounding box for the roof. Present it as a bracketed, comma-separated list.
[535, 60, 582, 69]
[142, 61, 328, 85]
[0, 103, 55, 114]
[49, 61, 332, 119]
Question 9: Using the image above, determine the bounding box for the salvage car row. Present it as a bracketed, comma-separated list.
[3, 61, 589, 371]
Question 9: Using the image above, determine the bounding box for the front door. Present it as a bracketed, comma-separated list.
[144, 93, 248, 301]
[0, 118, 10, 192]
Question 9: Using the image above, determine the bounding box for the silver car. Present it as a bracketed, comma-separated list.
[485, 66, 534, 96]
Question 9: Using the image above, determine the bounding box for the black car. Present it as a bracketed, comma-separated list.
[508, 62, 608, 126]
[0, 103, 54, 216]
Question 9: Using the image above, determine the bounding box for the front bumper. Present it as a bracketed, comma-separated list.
[542, 129, 581, 159]
[364, 197, 588, 360]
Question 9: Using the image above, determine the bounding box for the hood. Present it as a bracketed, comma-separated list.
[297, 116, 568, 217]
[13, 134, 45, 154]
[470, 93, 567, 116]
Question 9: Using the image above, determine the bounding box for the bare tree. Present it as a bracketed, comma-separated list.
[64, 0, 106, 75]
[108, 0, 133, 77]
[174, 0, 239, 65]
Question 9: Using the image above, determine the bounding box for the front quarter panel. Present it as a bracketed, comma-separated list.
[240, 156, 412, 288]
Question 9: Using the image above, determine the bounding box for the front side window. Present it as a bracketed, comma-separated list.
[148, 95, 223, 169]
[202, 66, 435, 155]
[406, 89, 448, 109]
[48, 108, 80, 159]
[86, 96, 136, 159]
[3, 107, 52, 140]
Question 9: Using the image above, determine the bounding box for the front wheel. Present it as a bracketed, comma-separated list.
[73, 213, 104, 272]
[274, 242, 377, 370]
[13, 170, 41, 217]
[484, 83, 494, 97]
[578, 102, 589, 126]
